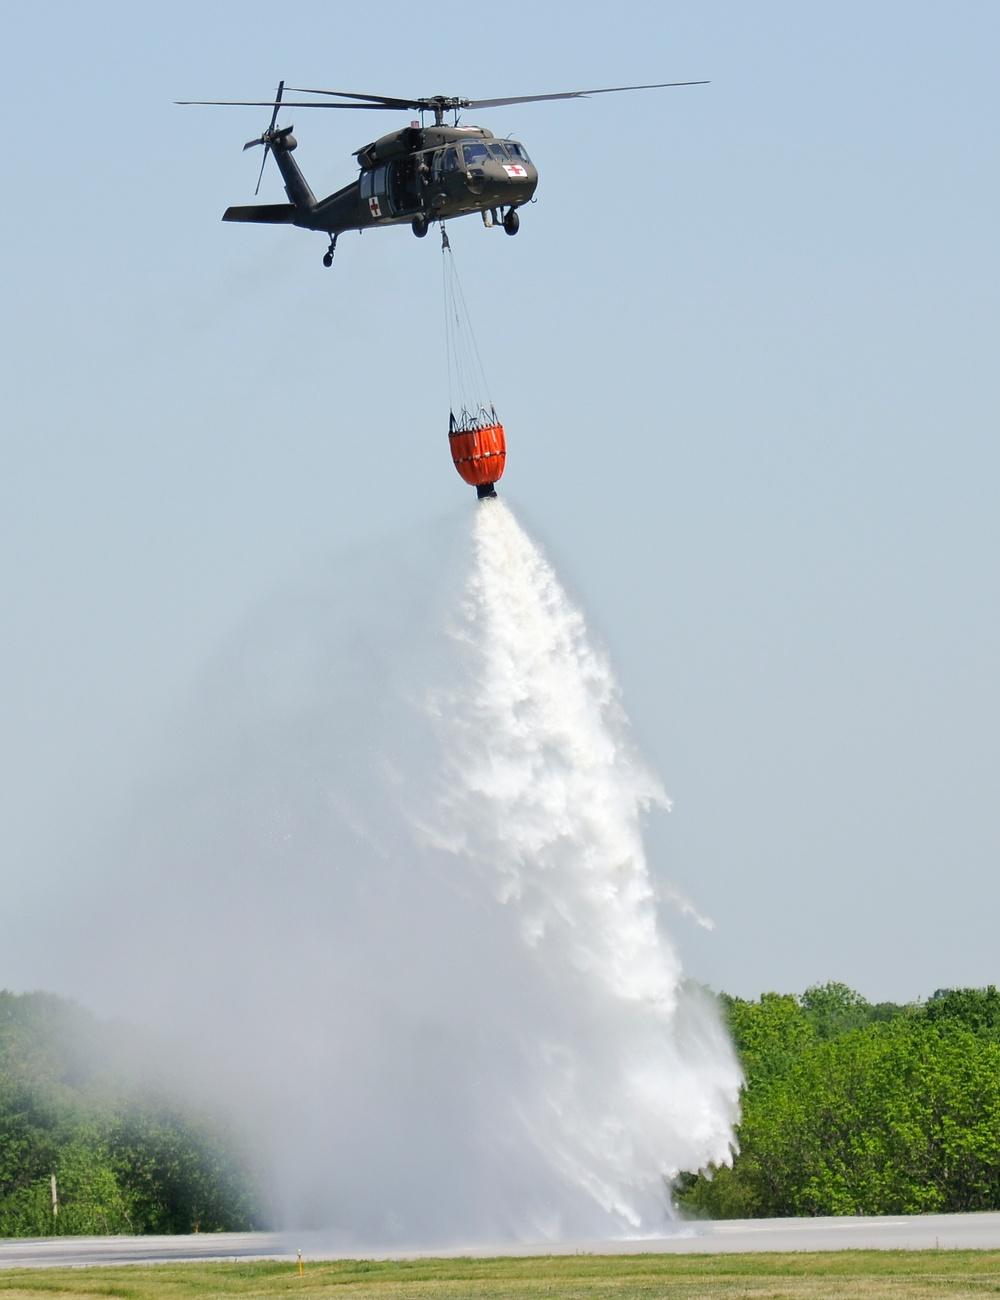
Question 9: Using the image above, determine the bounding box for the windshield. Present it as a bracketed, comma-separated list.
[462, 142, 490, 167]
[506, 141, 531, 164]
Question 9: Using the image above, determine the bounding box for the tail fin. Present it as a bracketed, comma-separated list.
[223, 203, 296, 223]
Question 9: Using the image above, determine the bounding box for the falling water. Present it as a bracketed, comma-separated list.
[406, 499, 741, 1236]
[40, 500, 740, 1247]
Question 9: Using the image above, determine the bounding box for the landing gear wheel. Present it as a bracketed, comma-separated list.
[503, 208, 520, 236]
[412, 215, 429, 238]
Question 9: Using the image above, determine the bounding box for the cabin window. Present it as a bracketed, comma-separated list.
[443, 147, 460, 172]
[462, 142, 490, 167]
[360, 170, 374, 199]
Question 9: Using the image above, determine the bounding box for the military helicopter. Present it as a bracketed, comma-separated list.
[177, 80, 707, 266]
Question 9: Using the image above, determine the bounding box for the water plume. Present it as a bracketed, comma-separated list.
[40, 500, 740, 1247]
[408, 499, 741, 1236]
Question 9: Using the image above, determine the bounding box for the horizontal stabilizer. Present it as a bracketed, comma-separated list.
[223, 203, 296, 224]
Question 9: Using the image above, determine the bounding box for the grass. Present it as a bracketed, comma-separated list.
[2, 1252, 1000, 1299]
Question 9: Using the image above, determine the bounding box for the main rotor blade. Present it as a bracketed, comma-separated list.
[469, 80, 709, 108]
[286, 86, 416, 109]
[177, 99, 408, 110]
[177, 79, 710, 113]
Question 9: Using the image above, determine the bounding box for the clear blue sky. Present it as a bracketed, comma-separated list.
[1, 1, 998, 1003]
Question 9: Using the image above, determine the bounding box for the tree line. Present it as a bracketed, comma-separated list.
[5, 983, 1000, 1233]
[676, 982, 1000, 1218]
[0, 990, 262, 1235]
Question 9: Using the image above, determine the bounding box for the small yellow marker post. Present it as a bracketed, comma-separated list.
[297, 1249, 303, 1277]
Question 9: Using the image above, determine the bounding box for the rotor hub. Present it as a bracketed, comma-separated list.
[419, 96, 472, 125]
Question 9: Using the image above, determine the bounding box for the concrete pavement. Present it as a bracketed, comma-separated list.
[3, 1212, 1000, 1268]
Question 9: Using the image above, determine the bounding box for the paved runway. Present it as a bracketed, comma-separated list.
[3, 1212, 1000, 1268]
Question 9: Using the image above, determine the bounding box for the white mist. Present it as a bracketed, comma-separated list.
[44, 502, 740, 1247]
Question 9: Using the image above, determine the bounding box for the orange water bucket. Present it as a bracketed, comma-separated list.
[449, 421, 506, 492]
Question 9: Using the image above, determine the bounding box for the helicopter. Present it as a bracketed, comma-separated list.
[177, 81, 707, 266]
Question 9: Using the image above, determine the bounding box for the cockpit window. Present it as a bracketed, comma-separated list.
[462, 142, 490, 167]
[506, 141, 531, 164]
[443, 147, 460, 171]
[487, 142, 508, 162]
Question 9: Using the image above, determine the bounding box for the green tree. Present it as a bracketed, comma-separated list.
[679, 991, 1000, 1220]
[800, 982, 872, 1038]
[106, 1103, 260, 1233]
[0, 990, 264, 1235]
[722, 992, 814, 1088]
[924, 986, 1000, 1036]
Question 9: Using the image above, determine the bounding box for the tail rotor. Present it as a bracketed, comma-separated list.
[243, 79, 286, 195]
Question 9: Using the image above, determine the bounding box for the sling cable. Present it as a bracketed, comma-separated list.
[442, 226, 506, 498]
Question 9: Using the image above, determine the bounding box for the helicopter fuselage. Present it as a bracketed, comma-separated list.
[223, 123, 538, 243]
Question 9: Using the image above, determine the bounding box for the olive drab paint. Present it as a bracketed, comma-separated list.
[223, 120, 538, 265]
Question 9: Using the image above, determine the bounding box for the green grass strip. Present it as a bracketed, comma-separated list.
[3, 1251, 1000, 1299]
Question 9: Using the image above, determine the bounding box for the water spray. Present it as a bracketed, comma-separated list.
[54, 500, 740, 1246]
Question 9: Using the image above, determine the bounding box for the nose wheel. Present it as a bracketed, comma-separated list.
[322, 234, 338, 267]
